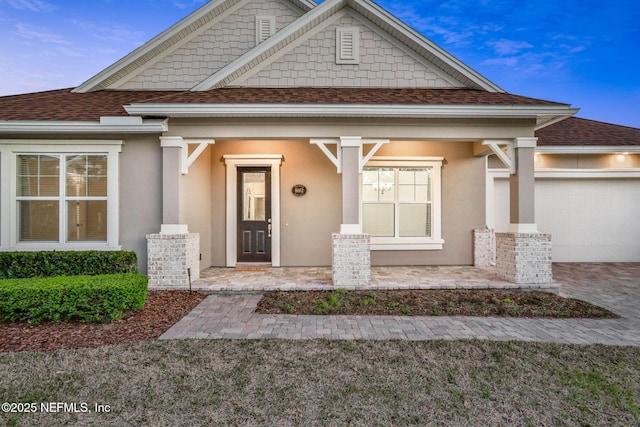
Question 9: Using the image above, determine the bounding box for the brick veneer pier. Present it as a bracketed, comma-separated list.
[473, 228, 495, 267]
[496, 232, 552, 284]
[332, 233, 371, 289]
[147, 233, 200, 288]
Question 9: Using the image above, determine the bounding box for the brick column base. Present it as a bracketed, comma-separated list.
[332, 233, 371, 289]
[473, 228, 495, 267]
[147, 233, 200, 288]
[496, 232, 552, 284]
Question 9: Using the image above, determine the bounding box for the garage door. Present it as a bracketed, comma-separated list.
[493, 178, 640, 262]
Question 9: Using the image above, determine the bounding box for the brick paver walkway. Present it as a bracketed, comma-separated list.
[161, 263, 640, 346]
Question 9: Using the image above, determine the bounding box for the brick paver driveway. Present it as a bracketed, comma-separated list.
[161, 263, 640, 346]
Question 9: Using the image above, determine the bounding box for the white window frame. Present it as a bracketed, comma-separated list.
[0, 140, 122, 251]
[362, 157, 444, 250]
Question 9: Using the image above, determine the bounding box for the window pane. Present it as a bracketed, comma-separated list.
[415, 169, 430, 185]
[66, 155, 108, 197]
[67, 200, 107, 241]
[363, 203, 394, 237]
[399, 203, 431, 237]
[17, 155, 59, 197]
[415, 184, 430, 201]
[398, 169, 415, 185]
[18, 200, 59, 241]
[399, 185, 415, 202]
[363, 168, 395, 201]
[399, 168, 431, 202]
[243, 172, 266, 221]
[378, 169, 395, 201]
[362, 169, 379, 202]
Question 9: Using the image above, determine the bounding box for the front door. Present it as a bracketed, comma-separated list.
[237, 167, 271, 263]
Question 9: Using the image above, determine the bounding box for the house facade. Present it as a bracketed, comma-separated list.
[0, 0, 637, 288]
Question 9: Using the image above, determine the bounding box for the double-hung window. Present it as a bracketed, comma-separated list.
[17, 154, 108, 242]
[0, 140, 121, 250]
[362, 157, 444, 250]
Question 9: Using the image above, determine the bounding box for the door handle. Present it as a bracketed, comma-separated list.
[268, 219, 272, 238]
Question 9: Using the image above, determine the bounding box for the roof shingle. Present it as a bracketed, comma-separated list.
[536, 117, 640, 146]
[0, 88, 565, 122]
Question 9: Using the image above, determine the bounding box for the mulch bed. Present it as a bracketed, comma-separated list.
[0, 291, 206, 353]
[1, 288, 619, 354]
[256, 289, 620, 318]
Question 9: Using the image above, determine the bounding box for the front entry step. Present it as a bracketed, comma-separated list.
[235, 262, 271, 271]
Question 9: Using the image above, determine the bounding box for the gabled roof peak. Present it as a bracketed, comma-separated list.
[73, 0, 317, 93]
[192, 0, 503, 92]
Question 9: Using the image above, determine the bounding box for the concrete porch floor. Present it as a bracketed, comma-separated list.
[189, 266, 560, 293]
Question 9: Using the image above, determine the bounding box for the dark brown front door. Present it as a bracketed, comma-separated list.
[237, 167, 271, 263]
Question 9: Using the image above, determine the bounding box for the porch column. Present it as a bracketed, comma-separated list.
[496, 137, 552, 284]
[147, 136, 199, 289]
[340, 136, 362, 233]
[159, 136, 188, 234]
[332, 136, 370, 289]
[509, 138, 536, 233]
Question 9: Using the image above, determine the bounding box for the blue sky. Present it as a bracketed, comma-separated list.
[0, 0, 638, 127]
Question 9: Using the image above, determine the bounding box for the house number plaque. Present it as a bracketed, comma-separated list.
[292, 184, 307, 197]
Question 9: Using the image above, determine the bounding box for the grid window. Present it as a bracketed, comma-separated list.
[363, 167, 433, 238]
[16, 154, 108, 243]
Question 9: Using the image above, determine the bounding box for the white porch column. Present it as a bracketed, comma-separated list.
[147, 136, 201, 288]
[339, 136, 362, 234]
[496, 137, 552, 284]
[160, 137, 187, 234]
[332, 136, 370, 288]
[508, 137, 537, 233]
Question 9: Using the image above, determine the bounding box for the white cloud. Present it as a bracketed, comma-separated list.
[1, 0, 55, 12]
[15, 23, 70, 45]
[490, 39, 533, 55]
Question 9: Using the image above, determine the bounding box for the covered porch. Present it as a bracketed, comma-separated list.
[185, 265, 560, 293]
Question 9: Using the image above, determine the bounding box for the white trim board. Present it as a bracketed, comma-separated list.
[124, 103, 578, 127]
[223, 155, 283, 267]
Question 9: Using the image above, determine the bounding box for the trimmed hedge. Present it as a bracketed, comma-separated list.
[0, 274, 148, 324]
[0, 251, 138, 279]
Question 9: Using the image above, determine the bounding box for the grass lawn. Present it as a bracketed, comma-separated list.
[1, 340, 639, 426]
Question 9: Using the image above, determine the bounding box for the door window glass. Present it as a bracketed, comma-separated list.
[243, 172, 266, 221]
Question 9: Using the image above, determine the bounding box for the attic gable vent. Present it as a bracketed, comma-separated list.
[336, 27, 360, 64]
[256, 16, 276, 44]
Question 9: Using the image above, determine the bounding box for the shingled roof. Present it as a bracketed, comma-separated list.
[0, 88, 565, 122]
[0, 89, 176, 122]
[536, 117, 640, 146]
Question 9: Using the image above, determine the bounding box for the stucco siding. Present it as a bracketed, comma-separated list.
[180, 146, 213, 269]
[175, 134, 484, 267]
[117, 0, 303, 90]
[206, 139, 342, 267]
[241, 10, 461, 88]
[119, 136, 163, 273]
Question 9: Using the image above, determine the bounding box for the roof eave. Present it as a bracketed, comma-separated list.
[0, 118, 168, 134]
[125, 103, 578, 125]
[536, 146, 640, 153]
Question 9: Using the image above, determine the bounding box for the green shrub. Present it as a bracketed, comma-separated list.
[0, 274, 148, 324]
[0, 251, 138, 279]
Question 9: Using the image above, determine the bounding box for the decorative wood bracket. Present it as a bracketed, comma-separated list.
[160, 136, 215, 174]
[310, 137, 390, 173]
[483, 139, 515, 174]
